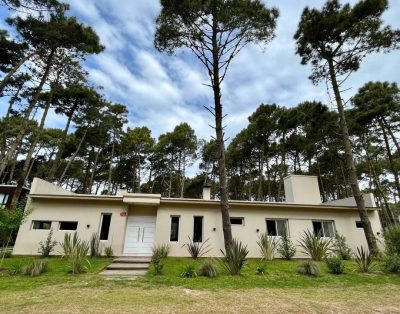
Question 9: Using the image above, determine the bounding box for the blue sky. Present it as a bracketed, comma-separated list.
[1, 0, 400, 143]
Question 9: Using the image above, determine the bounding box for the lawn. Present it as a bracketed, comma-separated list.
[0, 256, 399, 313]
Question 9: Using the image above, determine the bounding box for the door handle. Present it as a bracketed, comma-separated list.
[137, 227, 140, 242]
[142, 228, 145, 242]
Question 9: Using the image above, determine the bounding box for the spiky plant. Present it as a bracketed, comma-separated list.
[182, 237, 212, 259]
[23, 259, 48, 276]
[197, 259, 218, 278]
[151, 244, 170, 275]
[355, 246, 375, 273]
[90, 232, 102, 258]
[38, 228, 57, 257]
[297, 260, 320, 277]
[298, 230, 332, 261]
[60, 232, 80, 258]
[220, 238, 249, 275]
[257, 233, 278, 261]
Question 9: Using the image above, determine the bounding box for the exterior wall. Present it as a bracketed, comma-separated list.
[284, 175, 321, 205]
[323, 193, 376, 208]
[155, 202, 382, 258]
[13, 198, 128, 256]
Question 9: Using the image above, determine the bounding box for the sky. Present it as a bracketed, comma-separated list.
[1, 0, 400, 164]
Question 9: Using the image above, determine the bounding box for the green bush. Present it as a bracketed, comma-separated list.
[381, 253, 400, 273]
[180, 264, 197, 278]
[9, 262, 24, 275]
[0, 249, 11, 259]
[383, 225, 400, 255]
[220, 238, 249, 275]
[257, 233, 278, 261]
[298, 230, 332, 261]
[355, 246, 375, 273]
[297, 260, 320, 277]
[23, 259, 48, 276]
[38, 228, 57, 257]
[333, 233, 352, 260]
[182, 237, 211, 259]
[90, 233, 102, 258]
[104, 246, 114, 258]
[197, 259, 218, 277]
[277, 233, 296, 260]
[326, 255, 344, 274]
[152, 244, 170, 275]
[60, 232, 80, 258]
[255, 262, 267, 275]
[60, 233, 90, 274]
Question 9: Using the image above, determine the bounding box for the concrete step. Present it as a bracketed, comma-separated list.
[100, 269, 148, 277]
[106, 263, 150, 270]
[114, 257, 151, 263]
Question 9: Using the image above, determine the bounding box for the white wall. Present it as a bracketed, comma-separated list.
[284, 175, 321, 205]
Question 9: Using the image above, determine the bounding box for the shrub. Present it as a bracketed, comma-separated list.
[383, 225, 400, 255]
[355, 246, 375, 273]
[60, 233, 90, 274]
[104, 246, 114, 258]
[23, 259, 48, 276]
[182, 237, 211, 259]
[220, 238, 249, 275]
[0, 249, 11, 259]
[333, 233, 352, 260]
[197, 259, 218, 278]
[381, 253, 400, 273]
[255, 262, 267, 275]
[90, 233, 102, 258]
[326, 255, 344, 274]
[38, 228, 57, 257]
[277, 232, 296, 260]
[297, 260, 320, 277]
[152, 244, 170, 275]
[180, 264, 197, 278]
[298, 230, 332, 261]
[60, 232, 80, 258]
[257, 233, 278, 261]
[9, 262, 24, 275]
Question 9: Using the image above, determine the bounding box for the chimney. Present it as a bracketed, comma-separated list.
[284, 175, 321, 205]
[117, 188, 128, 196]
[202, 182, 212, 200]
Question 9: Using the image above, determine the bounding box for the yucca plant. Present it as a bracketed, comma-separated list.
[23, 259, 48, 276]
[60, 232, 80, 258]
[297, 260, 320, 277]
[182, 237, 212, 259]
[257, 233, 279, 261]
[298, 230, 332, 261]
[355, 246, 375, 273]
[104, 246, 114, 258]
[151, 244, 170, 275]
[90, 232, 102, 258]
[220, 238, 249, 275]
[69, 240, 90, 274]
[255, 262, 267, 275]
[180, 264, 197, 278]
[197, 259, 218, 277]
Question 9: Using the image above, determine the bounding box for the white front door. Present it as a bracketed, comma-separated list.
[123, 216, 156, 256]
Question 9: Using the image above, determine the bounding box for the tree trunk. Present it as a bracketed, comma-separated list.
[257, 146, 264, 201]
[88, 148, 101, 194]
[328, 59, 378, 254]
[212, 15, 232, 251]
[180, 153, 186, 198]
[0, 49, 55, 178]
[107, 138, 115, 195]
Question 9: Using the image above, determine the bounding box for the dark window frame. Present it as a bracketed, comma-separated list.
[170, 216, 180, 242]
[59, 221, 78, 231]
[265, 219, 288, 237]
[0, 193, 9, 208]
[230, 217, 244, 226]
[32, 220, 52, 230]
[99, 213, 112, 241]
[312, 220, 335, 237]
[355, 221, 363, 229]
[193, 216, 203, 243]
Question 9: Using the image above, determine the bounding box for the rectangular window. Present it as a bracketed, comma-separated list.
[266, 219, 288, 236]
[59, 221, 78, 231]
[313, 220, 335, 237]
[0, 193, 9, 208]
[32, 220, 51, 230]
[355, 221, 363, 228]
[99, 214, 112, 240]
[230, 217, 244, 225]
[193, 216, 203, 242]
[170, 216, 180, 242]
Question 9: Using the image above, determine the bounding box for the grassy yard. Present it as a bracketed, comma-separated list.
[0, 256, 399, 313]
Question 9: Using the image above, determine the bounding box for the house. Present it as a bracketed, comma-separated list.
[0, 184, 30, 209]
[13, 175, 382, 257]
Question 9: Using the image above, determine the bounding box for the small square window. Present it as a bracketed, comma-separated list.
[32, 221, 51, 230]
[313, 220, 335, 237]
[266, 219, 288, 236]
[59, 221, 78, 231]
[230, 217, 244, 225]
[355, 221, 363, 228]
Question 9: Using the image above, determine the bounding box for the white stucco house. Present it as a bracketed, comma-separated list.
[13, 175, 382, 257]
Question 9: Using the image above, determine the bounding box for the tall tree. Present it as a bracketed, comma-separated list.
[155, 0, 279, 251]
[294, 0, 400, 254]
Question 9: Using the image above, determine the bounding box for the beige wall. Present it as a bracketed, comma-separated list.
[13, 198, 128, 256]
[155, 202, 382, 258]
[284, 175, 321, 205]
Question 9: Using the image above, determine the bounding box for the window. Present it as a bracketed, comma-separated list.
[59, 221, 78, 231]
[355, 221, 363, 229]
[193, 216, 203, 242]
[32, 221, 51, 230]
[313, 220, 335, 237]
[0, 193, 9, 208]
[99, 214, 112, 240]
[170, 216, 180, 242]
[230, 217, 244, 225]
[266, 219, 288, 236]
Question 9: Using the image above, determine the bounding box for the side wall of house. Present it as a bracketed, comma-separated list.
[155, 203, 382, 258]
[13, 198, 128, 256]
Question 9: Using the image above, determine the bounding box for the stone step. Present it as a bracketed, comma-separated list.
[106, 263, 150, 270]
[100, 269, 148, 277]
[114, 257, 151, 263]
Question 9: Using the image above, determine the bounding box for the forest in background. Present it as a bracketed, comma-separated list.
[0, 0, 399, 229]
